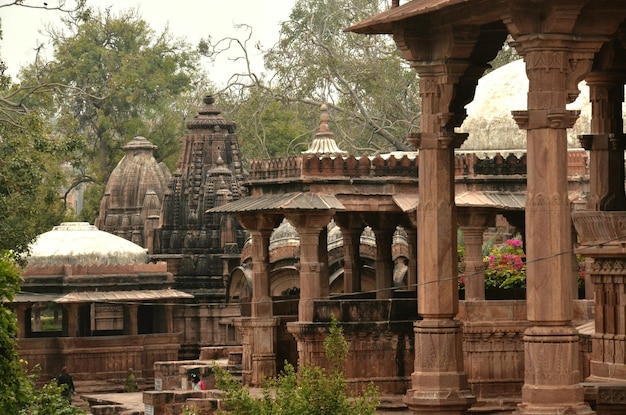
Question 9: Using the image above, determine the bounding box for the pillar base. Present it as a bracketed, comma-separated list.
[403, 389, 476, 415]
[516, 403, 594, 415]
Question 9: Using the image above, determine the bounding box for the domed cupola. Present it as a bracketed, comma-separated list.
[27, 222, 148, 267]
[96, 136, 171, 252]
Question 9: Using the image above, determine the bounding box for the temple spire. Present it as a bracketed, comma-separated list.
[302, 104, 347, 157]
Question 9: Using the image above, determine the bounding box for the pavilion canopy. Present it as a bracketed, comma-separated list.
[346, 0, 469, 34]
[12, 289, 193, 304]
[208, 192, 346, 214]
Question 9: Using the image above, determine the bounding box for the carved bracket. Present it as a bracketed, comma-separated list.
[511, 109, 580, 130]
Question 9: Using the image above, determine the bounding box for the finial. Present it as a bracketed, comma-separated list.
[319, 104, 329, 133]
[302, 103, 347, 157]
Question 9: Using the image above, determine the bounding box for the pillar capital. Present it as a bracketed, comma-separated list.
[235, 212, 283, 232]
[286, 211, 335, 233]
[457, 208, 494, 228]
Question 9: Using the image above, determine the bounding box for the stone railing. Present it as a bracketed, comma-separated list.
[248, 154, 420, 180]
[247, 150, 588, 181]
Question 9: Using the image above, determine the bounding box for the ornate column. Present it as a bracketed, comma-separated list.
[405, 227, 418, 292]
[335, 213, 364, 294]
[573, 51, 626, 382]
[400, 60, 476, 413]
[124, 304, 139, 335]
[62, 303, 79, 337]
[236, 212, 282, 386]
[13, 304, 28, 338]
[581, 71, 626, 212]
[287, 211, 335, 321]
[373, 226, 395, 299]
[579, 69, 626, 301]
[458, 208, 493, 301]
[505, 7, 602, 409]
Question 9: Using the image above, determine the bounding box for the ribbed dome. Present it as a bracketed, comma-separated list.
[270, 219, 300, 250]
[101, 136, 171, 213]
[459, 59, 591, 150]
[96, 136, 171, 249]
[27, 222, 148, 266]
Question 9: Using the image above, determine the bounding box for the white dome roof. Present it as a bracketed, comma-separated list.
[27, 222, 148, 267]
[459, 59, 591, 151]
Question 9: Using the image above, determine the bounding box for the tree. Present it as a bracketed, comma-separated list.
[203, 0, 420, 157]
[18, 7, 209, 221]
[0, 251, 28, 413]
[0, 108, 77, 254]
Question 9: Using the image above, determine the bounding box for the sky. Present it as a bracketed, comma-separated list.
[1, 0, 296, 86]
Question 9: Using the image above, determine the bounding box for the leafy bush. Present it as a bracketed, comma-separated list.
[214, 316, 378, 415]
[483, 238, 526, 289]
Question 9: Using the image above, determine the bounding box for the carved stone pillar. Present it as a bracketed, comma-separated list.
[507, 18, 600, 411]
[458, 208, 493, 301]
[573, 212, 626, 384]
[236, 213, 282, 385]
[405, 227, 418, 292]
[63, 303, 79, 337]
[582, 72, 626, 212]
[124, 303, 139, 335]
[335, 213, 364, 294]
[249, 228, 273, 318]
[401, 62, 475, 414]
[165, 304, 174, 334]
[579, 71, 626, 301]
[287, 212, 334, 321]
[373, 227, 395, 299]
[13, 304, 28, 338]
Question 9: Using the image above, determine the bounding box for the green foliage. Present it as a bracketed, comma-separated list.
[20, 376, 87, 415]
[215, 316, 378, 415]
[18, 7, 209, 219]
[488, 36, 520, 72]
[206, 0, 420, 158]
[0, 251, 29, 414]
[220, 89, 310, 161]
[0, 110, 73, 254]
[483, 238, 526, 289]
[265, 0, 420, 153]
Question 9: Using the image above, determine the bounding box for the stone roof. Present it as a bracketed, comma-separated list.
[14, 289, 192, 304]
[208, 192, 346, 214]
[347, 0, 468, 34]
[26, 222, 148, 267]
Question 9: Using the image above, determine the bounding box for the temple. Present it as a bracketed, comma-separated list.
[346, 1, 626, 413]
[10, 1, 626, 411]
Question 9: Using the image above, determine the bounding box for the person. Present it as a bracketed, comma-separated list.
[124, 368, 138, 392]
[190, 373, 205, 390]
[57, 366, 75, 403]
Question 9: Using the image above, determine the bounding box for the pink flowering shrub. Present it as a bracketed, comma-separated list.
[484, 238, 526, 289]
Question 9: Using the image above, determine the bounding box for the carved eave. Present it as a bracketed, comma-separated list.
[345, 0, 470, 35]
[572, 211, 626, 257]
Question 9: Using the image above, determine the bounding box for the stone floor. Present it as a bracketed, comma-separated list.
[78, 391, 414, 414]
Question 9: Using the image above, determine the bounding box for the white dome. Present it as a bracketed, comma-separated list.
[459, 59, 591, 151]
[27, 222, 148, 266]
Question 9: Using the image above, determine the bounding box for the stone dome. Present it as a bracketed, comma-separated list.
[459, 59, 591, 150]
[27, 222, 148, 267]
[96, 136, 171, 248]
